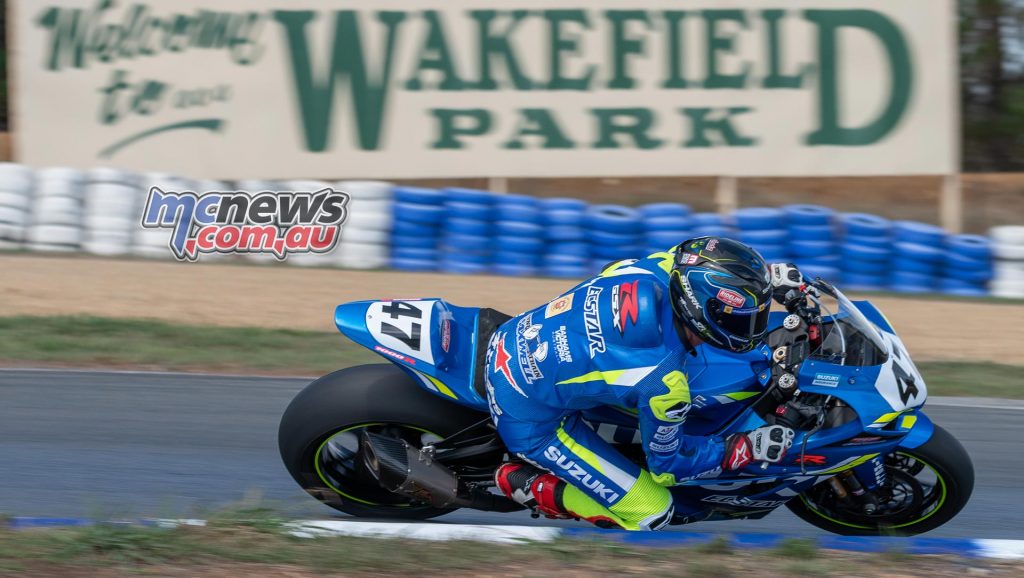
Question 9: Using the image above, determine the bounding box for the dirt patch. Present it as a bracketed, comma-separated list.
[3, 254, 1023, 365]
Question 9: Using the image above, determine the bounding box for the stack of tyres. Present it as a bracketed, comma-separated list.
[391, 186, 446, 272]
[890, 221, 945, 293]
[332, 180, 392, 270]
[541, 197, 589, 278]
[243, 179, 328, 264]
[193, 179, 231, 261]
[733, 207, 787, 262]
[839, 213, 892, 290]
[0, 163, 34, 249]
[493, 193, 543, 277]
[134, 172, 196, 259]
[989, 226, 1024, 298]
[585, 204, 644, 273]
[940, 235, 993, 296]
[439, 188, 493, 275]
[691, 212, 734, 238]
[641, 203, 691, 254]
[28, 167, 85, 253]
[783, 204, 840, 283]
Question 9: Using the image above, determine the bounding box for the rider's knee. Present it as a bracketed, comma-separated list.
[609, 471, 675, 531]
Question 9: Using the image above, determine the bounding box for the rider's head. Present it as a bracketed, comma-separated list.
[668, 237, 773, 353]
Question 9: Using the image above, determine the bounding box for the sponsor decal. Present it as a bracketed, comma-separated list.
[681, 277, 702, 310]
[843, 436, 884, 446]
[793, 454, 827, 466]
[583, 286, 606, 357]
[727, 440, 752, 470]
[702, 495, 787, 509]
[553, 326, 573, 363]
[492, 332, 526, 397]
[543, 446, 620, 503]
[707, 238, 719, 251]
[141, 187, 349, 261]
[664, 403, 690, 422]
[653, 425, 679, 443]
[811, 373, 841, 388]
[515, 314, 544, 385]
[522, 323, 542, 341]
[373, 345, 416, 365]
[440, 318, 451, 352]
[716, 288, 746, 308]
[649, 440, 680, 453]
[681, 253, 699, 265]
[533, 342, 549, 362]
[684, 466, 723, 481]
[611, 280, 640, 335]
[544, 294, 574, 318]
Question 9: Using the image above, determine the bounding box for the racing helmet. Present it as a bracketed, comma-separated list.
[668, 237, 773, 353]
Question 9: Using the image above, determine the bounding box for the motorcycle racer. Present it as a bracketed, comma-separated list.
[487, 237, 798, 530]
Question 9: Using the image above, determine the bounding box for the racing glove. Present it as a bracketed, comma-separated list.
[722, 425, 795, 470]
[770, 262, 804, 309]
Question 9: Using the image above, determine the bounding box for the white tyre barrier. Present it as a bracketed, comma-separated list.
[993, 243, 1024, 261]
[286, 180, 332, 192]
[27, 224, 81, 247]
[32, 196, 81, 226]
[333, 241, 389, 269]
[335, 180, 392, 200]
[0, 206, 28, 227]
[235, 180, 281, 193]
[342, 226, 390, 245]
[0, 163, 34, 194]
[990, 226, 1024, 298]
[83, 239, 133, 256]
[990, 226, 1024, 246]
[0, 191, 31, 211]
[34, 178, 82, 199]
[0, 239, 21, 250]
[36, 167, 84, 186]
[88, 167, 140, 186]
[0, 222, 25, 243]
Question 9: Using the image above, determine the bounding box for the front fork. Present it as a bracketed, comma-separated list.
[831, 456, 889, 514]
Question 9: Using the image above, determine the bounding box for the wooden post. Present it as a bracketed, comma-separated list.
[715, 176, 739, 215]
[940, 174, 963, 233]
[487, 177, 508, 194]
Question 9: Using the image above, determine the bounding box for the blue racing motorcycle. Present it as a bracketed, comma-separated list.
[279, 278, 973, 535]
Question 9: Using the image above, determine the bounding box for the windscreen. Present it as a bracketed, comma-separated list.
[807, 281, 889, 367]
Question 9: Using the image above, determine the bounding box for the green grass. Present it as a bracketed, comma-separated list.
[0, 315, 1019, 397]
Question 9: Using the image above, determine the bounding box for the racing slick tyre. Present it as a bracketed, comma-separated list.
[787, 425, 974, 536]
[279, 364, 487, 519]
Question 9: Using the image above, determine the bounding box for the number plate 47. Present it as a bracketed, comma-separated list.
[366, 300, 436, 365]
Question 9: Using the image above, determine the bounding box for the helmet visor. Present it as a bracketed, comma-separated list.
[706, 300, 770, 345]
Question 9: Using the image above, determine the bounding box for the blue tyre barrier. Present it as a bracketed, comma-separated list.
[496, 204, 540, 223]
[943, 265, 993, 284]
[591, 244, 644, 260]
[946, 234, 992, 261]
[394, 186, 444, 205]
[790, 225, 834, 242]
[789, 240, 836, 259]
[842, 234, 890, 249]
[544, 264, 590, 278]
[640, 203, 691, 218]
[645, 215, 692, 232]
[587, 204, 643, 234]
[496, 193, 538, 208]
[440, 259, 489, 274]
[783, 204, 835, 227]
[394, 202, 445, 224]
[444, 187, 493, 205]
[799, 254, 841, 267]
[541, 197, 588, 212]
[945, 251, 991, 271]
[392, 247, 439, 261]
[496, 220, 543, 237]
[497, 235, 545, 254]
[738, 229, 788, 245]
[548, 225, 586, 241]
[588, 228, 640, 246]
[890, 270, 938, 290]
[892, 257, 938, 276]
[692, 226, 731, 237]
[750, 245, 787, 261]
[544, 210, 585, 227]
[692, 213, 724, 227]
[842, 258, 888, 275]
[441, 248, 488, 264]
[894, 221, 945, 246]
[547, 243, 589, 258]
[842, 243, 890, 262]
[443, 233, 490, 252]
[939, 277, 988, 296]
[895, 242, 942, 263]
[799, 265, 841, 282]
[392, 220, 439, 238]
[447, 201, 492, 221]
[446, 218, 489, 237]
[842, 272, 886, 290]
[733, 207, 785, 230]
[493, 263, 538, 277]
[841, 213, 890, 237]
[391, 257, 438, 272]
[646, 230, 690, 249]
[391, 233, 439, 250]
[495, 251, 541, 267]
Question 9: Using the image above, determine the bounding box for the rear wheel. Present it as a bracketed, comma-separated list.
[787, 425, 974, 536]
[279, 364, 488, 519]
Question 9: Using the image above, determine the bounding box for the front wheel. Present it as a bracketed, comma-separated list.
[279, 364, 488, 520]
[787, 425, 974, 536]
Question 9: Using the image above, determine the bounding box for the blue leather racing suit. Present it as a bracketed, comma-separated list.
[485, 253, 735, 530]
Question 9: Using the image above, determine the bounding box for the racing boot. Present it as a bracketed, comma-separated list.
[494, 463, 572, 520]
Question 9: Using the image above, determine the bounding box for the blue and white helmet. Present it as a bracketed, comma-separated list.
[669, 237, 773, 353]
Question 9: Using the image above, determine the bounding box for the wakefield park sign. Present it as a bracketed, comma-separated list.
[13, 0, 957, 179]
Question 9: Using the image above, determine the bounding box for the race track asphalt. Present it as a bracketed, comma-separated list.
[0, 368, 1019, 538]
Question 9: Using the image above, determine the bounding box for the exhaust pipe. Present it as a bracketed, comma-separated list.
[360, 431, 466, 509]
